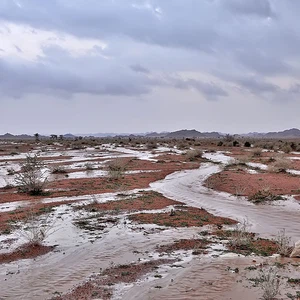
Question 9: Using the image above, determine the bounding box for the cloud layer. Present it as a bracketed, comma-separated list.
[1, 0, 300, 133]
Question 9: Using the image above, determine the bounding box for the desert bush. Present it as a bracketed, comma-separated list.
[224, 134, 234, 142]
[185, 149, 203, 161]
[177, 142, 189, 150]
[107, 159, 126, 179]
[234, 184, 247, 197]
[51, 165, 67, 174]
[248, 186, 282, 204]
[258, 267, 280, 300]
[281, 144, 292, 153]
[274, 228, 291, 256]
[205, 176, 216, 189]
[252, 148, 262, 157]
[229, 219, 252, 248]
[236, 156, 250, 165]
[14, 208, 55, 246]
[244, 141, 251, 147]
[146, 142, 157, 150]
[14, 154, 48, 195]
[233, 140, 239, 147]
[84, 162, 95, 170]
[268, 156, 291, 173]
[7, 168, 16, 175]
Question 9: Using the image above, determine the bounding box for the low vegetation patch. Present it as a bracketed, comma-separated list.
[157, 238, 211, 255]
[213, 229, 278, 256]
[185, 149, 203, 161]
[248, 187, 283, 204]
[79, 191, 180, 213]
[129, 206, 236, 227]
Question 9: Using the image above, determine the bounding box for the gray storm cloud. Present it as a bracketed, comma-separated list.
[1, 0, 300, 134]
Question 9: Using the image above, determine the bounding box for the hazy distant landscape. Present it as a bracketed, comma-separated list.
[3, 127, 300, 140]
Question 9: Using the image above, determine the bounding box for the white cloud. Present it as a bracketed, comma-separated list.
[0, 21, 107, 61]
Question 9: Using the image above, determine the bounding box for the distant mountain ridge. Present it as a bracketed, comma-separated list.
[1, 128, 300, 139]
[145, 129, 222, 139]
[242, 128, 300, 139]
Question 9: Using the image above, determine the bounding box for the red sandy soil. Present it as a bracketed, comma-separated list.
[49, 156, 113, 168]
[80, 191, 181, 213]
[0, 157, 200, 204]
[206, 169, 300, 198]
[0, 144, 34, 156]
[129, 206, 236, 227]
[53, 259, 176, 300]
[0, 158, 201, 233]
[157, 238, 210, 254]
[0, 242, 54, 264]
[225, 148, 300, 170]
[288, 159, 300, 171]
[155, 153, 190, 162]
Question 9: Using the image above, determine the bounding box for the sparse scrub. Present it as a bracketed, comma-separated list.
[268, 156, 291, 173]
[84, 162, 95, 170]
[14, 208, 55, 246]
[146, 142, 157, 150]
[14, 154, 48, 195]
[234, 184, 247, 197]
[258, 267, 281, 300]
[7, 168, 16, 175]
[107, 158, 127, 179]
[248, 185, 282, 204]
[229, 219, 252, 248]
[252, 148, 262, 157]
[237, 156, 250, 165]
[274, 229, 291, 256]
[281, 144, 292, 153]
[51, 165, 67, 174]
[185, 149, 202, 161]
[205, 176, 216, 189]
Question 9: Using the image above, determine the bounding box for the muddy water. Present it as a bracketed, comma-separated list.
[121, 255, 300, 300]
[121, 256, 263, 300]
[0, 207, 201, 300]
[1, 153, 300, 299]
[151, 163, 300, 242]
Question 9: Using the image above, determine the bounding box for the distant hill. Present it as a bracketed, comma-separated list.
[0, 133, 76, 140]
[63, 133, 76, 138]
[164, 129, 222, 139]
[145, 132, 170, 138]
[0, 133, 33, 139]
[242, 128, 300, 139]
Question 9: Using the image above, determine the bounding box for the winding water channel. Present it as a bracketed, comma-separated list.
[1, 155, 299, 299]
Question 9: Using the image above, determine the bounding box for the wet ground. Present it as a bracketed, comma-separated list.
[0, 141, 300, 299]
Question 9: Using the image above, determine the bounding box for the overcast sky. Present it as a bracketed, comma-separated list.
[1, 0, 300, 135]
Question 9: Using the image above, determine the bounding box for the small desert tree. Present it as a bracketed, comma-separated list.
[34, 133, 39, 142]
[15, 154, 48, 195]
